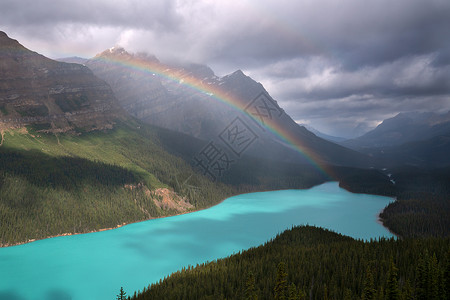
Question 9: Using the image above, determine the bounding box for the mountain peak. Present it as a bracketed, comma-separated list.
[95, 46, 129, 58]
[383, 111, 450, 127]
[232, 69, 245, 77]
[108, 46, 126, 54]
[0, 31, 28, 53]
[94, 46, 160, 64]
[221, 70, 249, 82]
[178, 63, 216, 79]
[343, 110, 450, 149]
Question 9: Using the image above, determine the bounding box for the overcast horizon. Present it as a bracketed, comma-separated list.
[2, 0, 450, 138]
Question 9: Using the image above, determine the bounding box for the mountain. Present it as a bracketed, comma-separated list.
[0, 32, 234, 246]
[83, 47, 233, 139]
[1, 31, 356, 247]
[56, 56, 88, 65]
[84, 47, 370, 167]
[365, 131, 450, 168]
[343, 111, 450, 150]
[0, 31, 124, 133]
[299, 124, 347, 143]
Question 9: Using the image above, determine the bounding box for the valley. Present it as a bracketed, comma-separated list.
[0, 24, 449, 300]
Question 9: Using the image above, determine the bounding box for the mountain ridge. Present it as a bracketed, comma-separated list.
[343, 111, 450, 149]
[0, 31, 125, 133]
[83, 47, 370, 168]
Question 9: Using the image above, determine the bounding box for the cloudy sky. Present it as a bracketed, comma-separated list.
[2, 0, 450, 137]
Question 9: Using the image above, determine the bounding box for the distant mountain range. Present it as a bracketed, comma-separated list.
[343, 111, 450, 149]
[341, 111, 450, 167]
[298, 124, 347, 143]
[0, 31, 124, 133]
[72, 47, 369, 167]
[3, 30, 448, 169]
[57, 56, 88, 65]
[1, 31, 383, 247]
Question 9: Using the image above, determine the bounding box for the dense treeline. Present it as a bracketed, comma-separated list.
[130, 226, 449, 300]
[380, 167, 450, 238]
[3, 120, 448, 244]
[329, 165, 450, 238]
[0, 120, 334, 246]
[0, 121, 234, 245]
[0, 149, 138, 189]
[333, 167, 396, 197]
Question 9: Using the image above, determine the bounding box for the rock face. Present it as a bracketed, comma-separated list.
[86, 48, 229, 139]
[85, 47, 370, 167]
[0, 31, 125, 133]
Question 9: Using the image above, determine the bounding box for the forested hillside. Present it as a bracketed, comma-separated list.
[380, 167, 450, 238]
[0, 119, 332, 246]
[332, 166, 450, 238]
[130, 226, 449, 300]
[0, 121, 233, 245]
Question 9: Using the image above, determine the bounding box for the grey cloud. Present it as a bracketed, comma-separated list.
[199, 0, 450, 71]
[282, 94, 450, 138]
[261, 54, 450, 102]
[1, 0, 181, 32]
[1, 0, 449, 137]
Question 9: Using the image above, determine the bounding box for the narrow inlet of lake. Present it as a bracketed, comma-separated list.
[0, 182, 394, 300]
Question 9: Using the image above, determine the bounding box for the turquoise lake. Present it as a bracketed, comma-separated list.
[0, 182, 395, 300]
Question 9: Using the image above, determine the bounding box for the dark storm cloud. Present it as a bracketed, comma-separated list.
[203, 0, 450, 71]
[271, 55, 450, 101]
[1, 0, 449, 137]
[2, 0, 180, 31]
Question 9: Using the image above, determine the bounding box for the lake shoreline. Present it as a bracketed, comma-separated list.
[0, 181, 396, 300]
[376, 206, 399, 238]
[0, 196, 229, 248]
[0, 182, 396, 248]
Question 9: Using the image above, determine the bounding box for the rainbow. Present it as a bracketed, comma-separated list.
[91, 53, 333, 179]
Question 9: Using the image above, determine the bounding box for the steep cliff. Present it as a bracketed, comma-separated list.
[0, 31, 125, 133]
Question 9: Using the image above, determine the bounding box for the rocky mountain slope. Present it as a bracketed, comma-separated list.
[85, 48, 229, 139]
[0, 32, 235, 246]
[0, 31, 125, 133]
[84, 48, 369, 167]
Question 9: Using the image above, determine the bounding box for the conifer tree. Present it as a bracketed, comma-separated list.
[416, 253, 428, 300]
[323, 284, 329, 300]
[386, 258, 400, 300]
[445, 250, 450, 300]
[401, 279, 412, 300]
[245, 271, 258, 300]
[274, 262, 288, 300]
[362, 266, 376, 300]
[428, 253, 440, 300]
[377, 287, 384, 300]
[117, 287, 127, 300]
[288, 283, 298, 300]
[297, 289, 307, 300]
[343, 288, 352, 300]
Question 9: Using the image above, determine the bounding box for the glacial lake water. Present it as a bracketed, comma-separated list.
[0, 182, 394, 300]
